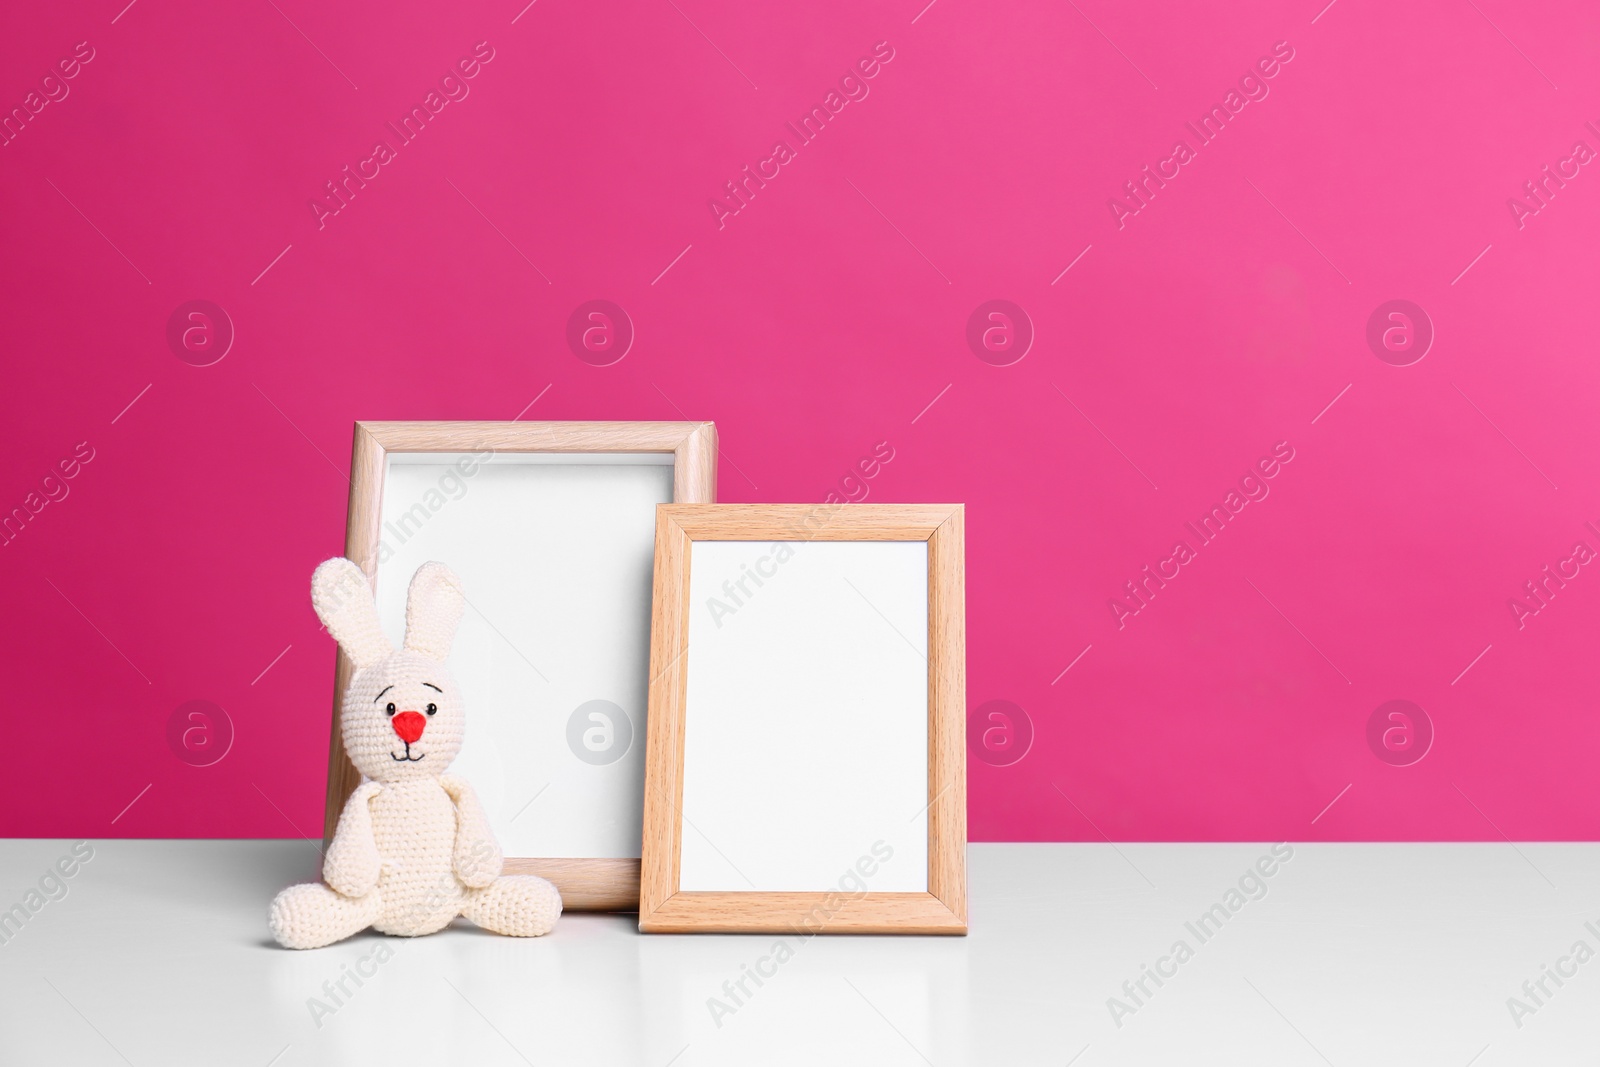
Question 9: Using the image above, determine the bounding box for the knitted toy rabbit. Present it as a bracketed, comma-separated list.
[269, 558, 561, 949]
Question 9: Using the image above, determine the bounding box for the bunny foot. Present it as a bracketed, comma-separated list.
[462, 875, 562, 937]
[270, 882, 382, 949]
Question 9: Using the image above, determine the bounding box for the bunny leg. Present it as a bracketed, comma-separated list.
[270, 882, 382, 949]
[461, 875, 562, 937]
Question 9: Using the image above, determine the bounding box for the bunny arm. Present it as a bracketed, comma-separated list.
[439, 774, 503, 888]
[322, 781, 384, 897]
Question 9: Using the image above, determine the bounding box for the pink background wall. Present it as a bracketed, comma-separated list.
[3, 0, 1596, 842]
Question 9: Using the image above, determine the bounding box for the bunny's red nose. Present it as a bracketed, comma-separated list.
[391, 711, 427, 744]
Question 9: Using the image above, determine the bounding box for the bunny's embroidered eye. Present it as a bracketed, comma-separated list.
[385, 702, 396, 716]
[425, 703, 437, 715]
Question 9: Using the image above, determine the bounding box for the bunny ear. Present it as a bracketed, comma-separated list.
[403, 562, 464, 661]
[311, 557, 392, 670]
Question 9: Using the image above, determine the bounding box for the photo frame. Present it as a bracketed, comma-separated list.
[639, 503, 966, 934]
[323, 420, 717, 910]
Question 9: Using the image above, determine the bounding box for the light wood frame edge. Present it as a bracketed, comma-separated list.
[638, 504, 967, 934]
[321, 420, 716, 912]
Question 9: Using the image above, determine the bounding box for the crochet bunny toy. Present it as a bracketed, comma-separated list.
[269, 558, 560, 949]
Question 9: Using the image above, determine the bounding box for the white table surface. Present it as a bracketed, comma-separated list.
[0, 840, 1595, 1065]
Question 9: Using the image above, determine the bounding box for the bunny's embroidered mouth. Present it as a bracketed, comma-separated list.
[391, 743, 426, 762]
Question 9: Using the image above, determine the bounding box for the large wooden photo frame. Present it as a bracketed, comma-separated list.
[324, 421, 716, 910]
[639, 504, 966, 934]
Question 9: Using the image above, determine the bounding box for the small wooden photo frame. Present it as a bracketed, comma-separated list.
[325, 421, 716, 910]
[639, 504, 966, 934]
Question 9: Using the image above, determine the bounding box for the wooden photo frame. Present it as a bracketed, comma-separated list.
[324, 421, 716, 910]
[639, 504, 966, 934]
